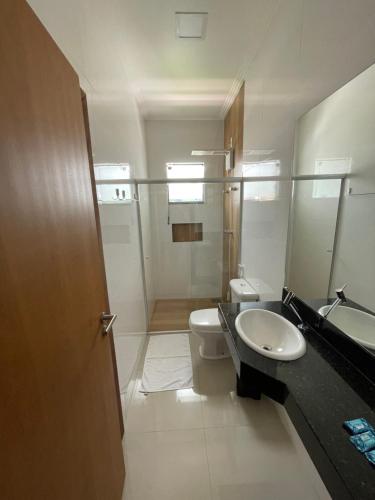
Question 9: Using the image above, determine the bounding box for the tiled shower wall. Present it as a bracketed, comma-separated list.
[144, 120, 224, 301]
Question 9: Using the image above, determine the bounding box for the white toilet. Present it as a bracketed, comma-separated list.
[189, 279, 259, 360]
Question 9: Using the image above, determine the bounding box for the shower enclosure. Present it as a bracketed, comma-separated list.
[95, 170, 346, 334]
[138, 181, 228, 331]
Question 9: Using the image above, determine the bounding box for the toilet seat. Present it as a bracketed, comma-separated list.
[189, 308, 222, 333]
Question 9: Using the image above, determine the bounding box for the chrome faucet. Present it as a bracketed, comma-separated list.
[322, 284, 348, 319]
[283, 290, 309, 331]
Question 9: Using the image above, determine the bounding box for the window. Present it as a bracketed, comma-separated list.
[312, 158, 351, 198]
[166, 163, 205, 203]
[243, 160, 280, 201]
[94, 164, 132, 203]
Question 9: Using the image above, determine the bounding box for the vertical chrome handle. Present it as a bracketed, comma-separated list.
[101, 312, 117, 335]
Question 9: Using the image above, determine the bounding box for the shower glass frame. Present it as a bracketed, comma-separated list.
[95, 174, 346, 332]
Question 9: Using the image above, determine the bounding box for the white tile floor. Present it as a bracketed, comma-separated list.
[121, 333, 331, 500]
[114, 335, 145, 392]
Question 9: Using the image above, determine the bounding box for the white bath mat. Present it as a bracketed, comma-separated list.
[140, 334, 193, 393]
[146, 333, 191, 359]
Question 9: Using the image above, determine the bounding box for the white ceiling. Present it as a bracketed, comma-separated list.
[29, 0, 375, 122]
[116, 0, 279, 119]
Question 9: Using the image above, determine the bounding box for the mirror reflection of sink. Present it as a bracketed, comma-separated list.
[319, 305, 375, 350]
[235, 309, 306, 361]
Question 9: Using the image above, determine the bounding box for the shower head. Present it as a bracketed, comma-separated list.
[191, 149, 234, 171]
[191, 149, 230, 156]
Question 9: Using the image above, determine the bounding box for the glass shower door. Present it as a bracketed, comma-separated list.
[138, 181, 225, 332]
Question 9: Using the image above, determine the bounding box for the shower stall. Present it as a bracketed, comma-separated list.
[95, 170, 346, 335]
[138, 180, 228, 332]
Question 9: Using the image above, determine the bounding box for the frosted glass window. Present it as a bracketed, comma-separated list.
[243, 161, 280, 201]
[166, 163, 205, 203]
[94, 164, 132, 203]
[313, 158, 350, 198]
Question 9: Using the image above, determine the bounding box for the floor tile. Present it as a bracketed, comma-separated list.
[210, 480, 320, 500]
[125, 378, 204, 433]
[121, 474, 131, 500]
[205, 426, 322, 500]
[121, 331, 330, 500]
[114, 335, 145, 392]
[275, 405, 331, 499]
[202, 392, 281, 429]
[124, 429, 212, 500]
[196, 356, 236, 396]
[189, 333, 207, 386]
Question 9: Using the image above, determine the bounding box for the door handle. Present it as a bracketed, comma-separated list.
[101, 312, 117, 335]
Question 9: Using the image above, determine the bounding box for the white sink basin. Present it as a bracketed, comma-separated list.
[235, 309, 306, 361]
[319, 305, 375, 350]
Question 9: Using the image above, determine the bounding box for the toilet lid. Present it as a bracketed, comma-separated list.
[189, 308, 223, 333]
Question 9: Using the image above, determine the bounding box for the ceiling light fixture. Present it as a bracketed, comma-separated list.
[175, 12, 208, 39]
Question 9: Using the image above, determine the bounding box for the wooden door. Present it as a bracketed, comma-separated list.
[0, 1, 125, 499]
[222, 83, 245, 299]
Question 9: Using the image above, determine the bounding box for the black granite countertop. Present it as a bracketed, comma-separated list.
[219, 300, 375, 500]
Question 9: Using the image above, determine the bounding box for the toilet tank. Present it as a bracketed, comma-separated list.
[230, 279, 259, 302]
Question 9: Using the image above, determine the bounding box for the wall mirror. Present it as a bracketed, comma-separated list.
[286, 63, 375, 355]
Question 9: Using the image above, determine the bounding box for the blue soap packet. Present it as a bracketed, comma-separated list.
[344, 418, 374, 435]
[350, 431, 375, 453]
[365, 450, 375, 466]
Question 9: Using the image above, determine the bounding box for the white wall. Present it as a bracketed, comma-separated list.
[287, 180, 340, 299]
[98, 203, 145, 332]
[239, 0, 375, 303]
[145, 120, 224, 179]
[239, 3, 301, 301]
[144, 120, 224, 301]
[241, 77, 292, 302]
[89, 98, 148, 178]
[89, 98, 154, 336]
[294, 63, 375, 312]
[241, 185, 290, 301]
[89, 98, 153, 393]
[89, 99, 151, 395]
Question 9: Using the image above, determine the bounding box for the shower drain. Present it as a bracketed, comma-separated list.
[261, 344, 273, 351]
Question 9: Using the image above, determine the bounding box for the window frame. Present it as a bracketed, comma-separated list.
[94, 163, 133, 205]
[242, 160, 280, 202]
[312, 158, 351, 199]
[166, 162, 206, 204]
